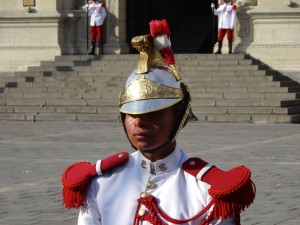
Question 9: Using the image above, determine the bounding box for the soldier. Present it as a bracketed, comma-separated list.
[212, 0, 237, 54]
[83, 0, 107, 55]
[61, 19, 255, 225]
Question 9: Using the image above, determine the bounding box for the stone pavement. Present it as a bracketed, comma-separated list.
[0, 121, 299, 225]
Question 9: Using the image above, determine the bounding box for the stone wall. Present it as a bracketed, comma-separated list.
[0, 0, 86, 72]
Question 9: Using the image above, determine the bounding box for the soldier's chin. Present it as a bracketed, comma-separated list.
[139, 141, 170, 153]
[138, 145, 156, 152]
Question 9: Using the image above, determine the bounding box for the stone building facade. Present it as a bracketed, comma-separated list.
[0, 0, 299, 81]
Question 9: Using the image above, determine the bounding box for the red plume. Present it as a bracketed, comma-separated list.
[149, 19, 175, 66]
[149, 19, 170, 38]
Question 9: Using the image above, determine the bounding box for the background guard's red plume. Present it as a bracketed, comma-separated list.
[149, 19, 175, 66]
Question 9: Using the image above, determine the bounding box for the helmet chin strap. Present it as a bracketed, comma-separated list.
[139, 140, 172, 153]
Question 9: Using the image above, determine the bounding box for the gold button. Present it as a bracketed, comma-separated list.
[189, 161, 195, 166]
[146, 181, 155, 190]
[138, 208, 145, 216]
[140, 192, 149, 198]
[159, 163, 167, 171]
[141, 160, 147, 169]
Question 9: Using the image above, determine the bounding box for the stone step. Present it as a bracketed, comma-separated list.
[179, 65, 260, 71]
[180, 60, 253, 66]
[0, 91, 117, 99]
[0, 105, 119, 114]
[177, 54, 247, 60]
[190, 81, 297, 87]
[192, 92, 300, 99]
[40, 58, 254, 67]
[28, 64, 261, 73]
[40, 59, 137, 67]
[2, 98, 299, 109]
[19, 71, 273, 80]
[6, 85, 300, 95]
[9, 79, 297, 89]
[0, 113, 120, 122]
[0, 111, 299, 123]
[0, 88, 300, 100]
[8, 75, 127, 84]
[3, 98, 118, 106]
[11, 73, 273, 86]
[14, 69, 269, 78]
[54, 54, 139, 61]
[186, 75, 274, 82]
[193, 106, 300, 115]
[202, 86, 300, 93]
[3, 86, 120, 94]
[181, 70, 268, 76]
[2, 105, 299, 116]
[251, 115, 300, 123]
[53, 54, 246, 62]
[5, 75, 280, 89]
[204, 114, 300, 123]
[191, 99, 300, 107]
[8, 79, 285, 92]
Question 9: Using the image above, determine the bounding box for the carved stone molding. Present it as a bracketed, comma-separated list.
[237, 0, 257, 7]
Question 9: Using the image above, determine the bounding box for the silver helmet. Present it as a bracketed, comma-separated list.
[119, 20, 196, 143]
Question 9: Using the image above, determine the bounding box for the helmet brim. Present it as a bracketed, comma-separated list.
[120, 98, 182, 115]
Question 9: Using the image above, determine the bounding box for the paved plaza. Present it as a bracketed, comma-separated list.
[0, 121, 299, 225]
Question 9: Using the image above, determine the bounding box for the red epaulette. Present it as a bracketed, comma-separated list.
[100, 2, 106, 8]
[217, 3, 220, 8]
[61, 152, 129, 209]
[232, 5, 237, 10]
[183, 157, 255, 225]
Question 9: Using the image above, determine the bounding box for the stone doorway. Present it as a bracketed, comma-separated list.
[126, 0, 217, 53]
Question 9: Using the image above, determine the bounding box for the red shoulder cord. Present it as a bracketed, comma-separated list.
[133, 195, 214, 225]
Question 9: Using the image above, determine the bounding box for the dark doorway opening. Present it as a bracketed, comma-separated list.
[126, 0, 218, 53]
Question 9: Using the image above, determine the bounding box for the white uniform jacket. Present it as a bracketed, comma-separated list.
[83, 2, 106, 26]
[78, 145, 235, 225]
[214, 3, 236, 29]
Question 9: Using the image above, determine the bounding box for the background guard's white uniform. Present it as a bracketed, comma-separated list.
[84, 2, 106, 26]
[214, 2, 236, 30]
[78, 145, 235, 225]
[213, 2, 237, 53]
[82, 1, 107, 54]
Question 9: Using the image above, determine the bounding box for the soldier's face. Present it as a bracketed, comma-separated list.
[125, 107, 175, 151]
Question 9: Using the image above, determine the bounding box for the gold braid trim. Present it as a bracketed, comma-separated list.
[119, 75, 184, 106]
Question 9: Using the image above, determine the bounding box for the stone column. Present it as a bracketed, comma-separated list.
[72, 10, 88, 55]
[57, 0, 87, 55]
[104, 0, 129, 54]
[234, 0, 257, 53]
